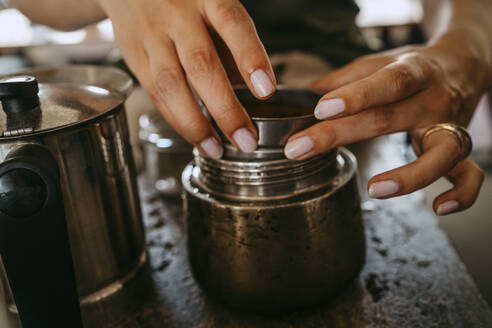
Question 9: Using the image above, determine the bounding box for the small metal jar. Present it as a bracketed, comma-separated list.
[182, 87, 366, 312]
[139, 112, 193, 197]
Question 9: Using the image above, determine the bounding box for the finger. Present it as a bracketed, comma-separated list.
[366, 130, 464, 199]
[432, 159, 484, 215]
[171, 17, 258, 153]
[203, 0, 276, 98]
[313, 56, 430, 120]
[309, 55, 390, 92]
[284, 90, 434, 160]
[144, 39, 224, 159]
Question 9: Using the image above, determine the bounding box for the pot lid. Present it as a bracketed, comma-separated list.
[0, 65, 133, 139]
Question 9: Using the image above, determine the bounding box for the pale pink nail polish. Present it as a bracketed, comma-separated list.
[284, 136, 314, 159]
[368, 180, 400, 198]
[233, 128, 257, 153]
[250, 69, 274, 98]
[436, 200, 459, 216]
[314, 99, 346, 120]
[200, 137, 223, 159]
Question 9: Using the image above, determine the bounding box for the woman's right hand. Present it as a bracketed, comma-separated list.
[96, 0, 276, 158]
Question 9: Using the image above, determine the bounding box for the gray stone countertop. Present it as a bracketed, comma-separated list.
[83, 135, 492, 328]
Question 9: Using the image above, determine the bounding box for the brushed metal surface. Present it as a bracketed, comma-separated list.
[186, 87, 364, 311]
[183, 148, 364, 311]
[0, 65, 133, 139]
[0, 108, 145, 304]
[0, 66, 145, 324]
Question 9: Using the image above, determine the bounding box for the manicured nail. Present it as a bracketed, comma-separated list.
[233, 128, 257, 153]
[200, 137, 223, 159]
[436, 200, 459, 216]
[314, 99, 346, 120]
[250, 69, 274, 98]
[368, 180, 400, 198]
[284, 136, 314, 159]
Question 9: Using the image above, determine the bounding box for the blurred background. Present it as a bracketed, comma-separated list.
[0, 0, 491, 307]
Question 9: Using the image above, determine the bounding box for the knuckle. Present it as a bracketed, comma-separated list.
[153, 67, 182, 95]
[414, 54, 438, 78]
[178, 118, 209, 143]
[215, 2, 249, 30]
[211, 105, 243, 128]
[445, 86, 459, 105]
[187, 47, 217, 77]
[356, 82, 372, 109]
[439, 87, 460, 117]
[390, 63, 417, 94]
[411, 171, 427, 190]
[239, 45, 267, 67]
[372, 108, 394, 135]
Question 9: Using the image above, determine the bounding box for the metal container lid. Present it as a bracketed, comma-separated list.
[202, 86, 320, 151]
[0, 65, 133, 139]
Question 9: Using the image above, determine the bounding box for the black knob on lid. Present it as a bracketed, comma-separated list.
[0, 168, 47, 218]
[0, 75, 40, 113]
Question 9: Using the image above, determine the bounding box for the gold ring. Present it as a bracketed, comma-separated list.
[419, 123, 472, 160]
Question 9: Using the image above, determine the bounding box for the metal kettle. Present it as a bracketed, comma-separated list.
[0, 66, 146, 327]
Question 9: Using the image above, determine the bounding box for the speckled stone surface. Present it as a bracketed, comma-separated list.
[82, 136, 492, 328]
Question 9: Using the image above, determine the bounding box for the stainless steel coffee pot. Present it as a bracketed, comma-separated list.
[0, 66, 145, 327]
[183, 87, 366, 312]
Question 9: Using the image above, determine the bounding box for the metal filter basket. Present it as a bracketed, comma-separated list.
[182, 87, 365, 312]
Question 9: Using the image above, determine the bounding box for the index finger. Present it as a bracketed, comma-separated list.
[172, 17, 258, 153]
[203, 0, 276, 99]
[314, 55, 431, 120]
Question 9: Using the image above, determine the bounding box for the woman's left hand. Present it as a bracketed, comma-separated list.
[284, 44, 488, 215]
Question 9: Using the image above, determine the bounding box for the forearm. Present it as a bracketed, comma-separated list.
[8, 0, 106, 31]
[422, 0, 492, 89]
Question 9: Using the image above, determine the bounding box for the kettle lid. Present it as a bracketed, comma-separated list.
[0, 65, 133, 139]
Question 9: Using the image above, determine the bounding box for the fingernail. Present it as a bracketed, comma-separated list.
[368, 180, 400, 198]
[436, 200, 459, 216]
[200, 137, 223, 159]
[314, 99, 346, 120]
[250, 69, 274, 98]
[284, 136, 314, 159]
[233, 128, 257, 153]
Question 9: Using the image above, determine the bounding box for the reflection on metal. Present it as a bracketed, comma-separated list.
[0, 66, 145, 324]
[139, 112, 193, 197]
[183, 87, 366, 312]
[2, 127, 33, 137]
[79, 252, 147, 306]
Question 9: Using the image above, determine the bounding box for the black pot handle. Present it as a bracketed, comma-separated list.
[0, 144, 83, 327]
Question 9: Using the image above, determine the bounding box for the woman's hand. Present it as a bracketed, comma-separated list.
[97, 0, 276, 158]
[284, 44, 488, 215]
